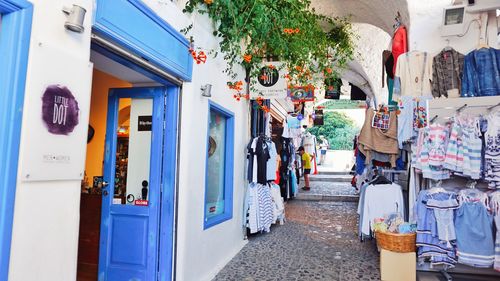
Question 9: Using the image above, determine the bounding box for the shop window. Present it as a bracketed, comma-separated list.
[204, 102, 234, 229]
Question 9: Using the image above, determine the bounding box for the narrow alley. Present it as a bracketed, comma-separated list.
[214, 173, 380, 281]
[2, 1, 500, 281]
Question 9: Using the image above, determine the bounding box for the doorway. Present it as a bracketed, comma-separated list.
[77, 49, 176, 281]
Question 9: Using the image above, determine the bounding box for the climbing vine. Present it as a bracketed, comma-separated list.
[182, 0, 356, 92]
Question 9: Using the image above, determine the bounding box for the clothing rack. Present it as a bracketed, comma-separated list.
[414, 97, 500, 279]
[427, 96, 500, 123]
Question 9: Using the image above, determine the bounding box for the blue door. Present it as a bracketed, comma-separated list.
[98, 87, 166, 281]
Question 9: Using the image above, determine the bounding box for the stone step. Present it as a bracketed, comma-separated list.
[309, 174, 352, 182]
[295, 194, 359, 202]
[318, 171, 353, 176]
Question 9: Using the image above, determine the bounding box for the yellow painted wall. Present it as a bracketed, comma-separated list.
[85, 69, 132, 186]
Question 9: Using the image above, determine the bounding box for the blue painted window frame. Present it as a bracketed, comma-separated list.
[0, 1, 33, 280]
[204, 101, 235, 229]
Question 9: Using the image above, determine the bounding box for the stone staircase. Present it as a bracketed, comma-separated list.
[296, 171, 359, 202]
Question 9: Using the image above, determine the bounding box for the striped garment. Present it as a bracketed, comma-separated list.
[461, 123, 482, 180]
[415, 190, 457, 267]
[418, 126, 451, 180]
[246, 183, 260, 234]
[485, 112, 500, 189]
[257, 183, 274, 233]
[443, 122, 464, 173]
[427, 124, 450, 167]
[486, 159, 500, 189]
[455, 201, 495, 268]
[490, 192, 500, 272]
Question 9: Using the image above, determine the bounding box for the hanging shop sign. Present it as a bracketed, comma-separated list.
[20, 44, 92, 181]
[313, 110, 324, 126]
[250, 62, 288, 99]
[325, 88, 340, 100]
[288, 86, 315, 103]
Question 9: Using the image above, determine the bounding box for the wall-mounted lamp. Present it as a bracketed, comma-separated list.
[62, 5, 87, 33]
[201, 84, 212, 97]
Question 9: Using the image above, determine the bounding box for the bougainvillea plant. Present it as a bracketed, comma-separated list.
[182, 0, 356, 97]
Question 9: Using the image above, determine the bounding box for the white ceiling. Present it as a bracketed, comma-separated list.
[311, 0, 410, 34]
[90, 50, 159, 85]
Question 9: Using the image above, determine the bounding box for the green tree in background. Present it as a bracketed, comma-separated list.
[308, 111, 359, 150]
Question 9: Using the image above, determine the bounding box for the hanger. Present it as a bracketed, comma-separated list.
[467, 180, 477, 189]
[372, 175, 392, 185]
[459, 180, 484, 202]
[476, 37, 489, 50]
[428, 180, 446, 194]
[488, 102, 500, 112]
[393, 12, 403, 31]
[443, 39, 452, 51]
[476, 42, 489, 50]
[457, 104, 467, 114]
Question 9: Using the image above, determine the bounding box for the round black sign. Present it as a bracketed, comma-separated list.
[257, 67, 279, 87]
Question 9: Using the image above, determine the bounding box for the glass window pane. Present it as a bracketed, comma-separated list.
[114, 98, 153, 205]
[205, 109, 227, 218]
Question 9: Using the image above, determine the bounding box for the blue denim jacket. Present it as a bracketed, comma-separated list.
[461, 48, 500, 97]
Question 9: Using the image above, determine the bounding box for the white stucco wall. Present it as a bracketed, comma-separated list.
[9, 1, 249, 281]
[409, 0, 499, 55]
[8, 1, 93, 281]
[143, 2, 249, 280]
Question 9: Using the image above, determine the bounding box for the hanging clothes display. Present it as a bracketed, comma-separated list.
[246, 133, 287, 234]
[491, 191, 500, 271]
[246, 182, 285, 234]
[415, 189, 458, 268]
[393, 51, 433, 101]
[431, 48, 464, 98]
[410, 113, 496, 181]
[392, 25, 408, 75]
[358, 176, 404, 237]
[383, 50, 398, 106]
[455, 193, 495, 268]
[485, 111, 500, 189]
[301, 132, 317, 174]
[279, 137, 297, 200]
[358, 109, 399, 167]
[282, 114, 302, 140]
[415, 187, 499, 269]
[461, 47, 500, 97]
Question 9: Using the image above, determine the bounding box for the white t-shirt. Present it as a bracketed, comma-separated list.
[361, 183, 404, 235]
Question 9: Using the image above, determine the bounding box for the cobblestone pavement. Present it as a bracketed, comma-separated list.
[298, 181, 358, 197]
[213, 201, 379, 281]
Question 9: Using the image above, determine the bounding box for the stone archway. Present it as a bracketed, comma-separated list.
[312, 0, 410, 102]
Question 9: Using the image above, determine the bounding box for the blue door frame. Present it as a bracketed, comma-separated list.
[0, 1, 32, 280]
[92, 1, 189, 280]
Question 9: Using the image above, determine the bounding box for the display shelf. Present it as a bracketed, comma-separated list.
[417, 262, 500, 278]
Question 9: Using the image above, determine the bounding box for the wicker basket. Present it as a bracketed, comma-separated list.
[375, 231, 416, 253]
